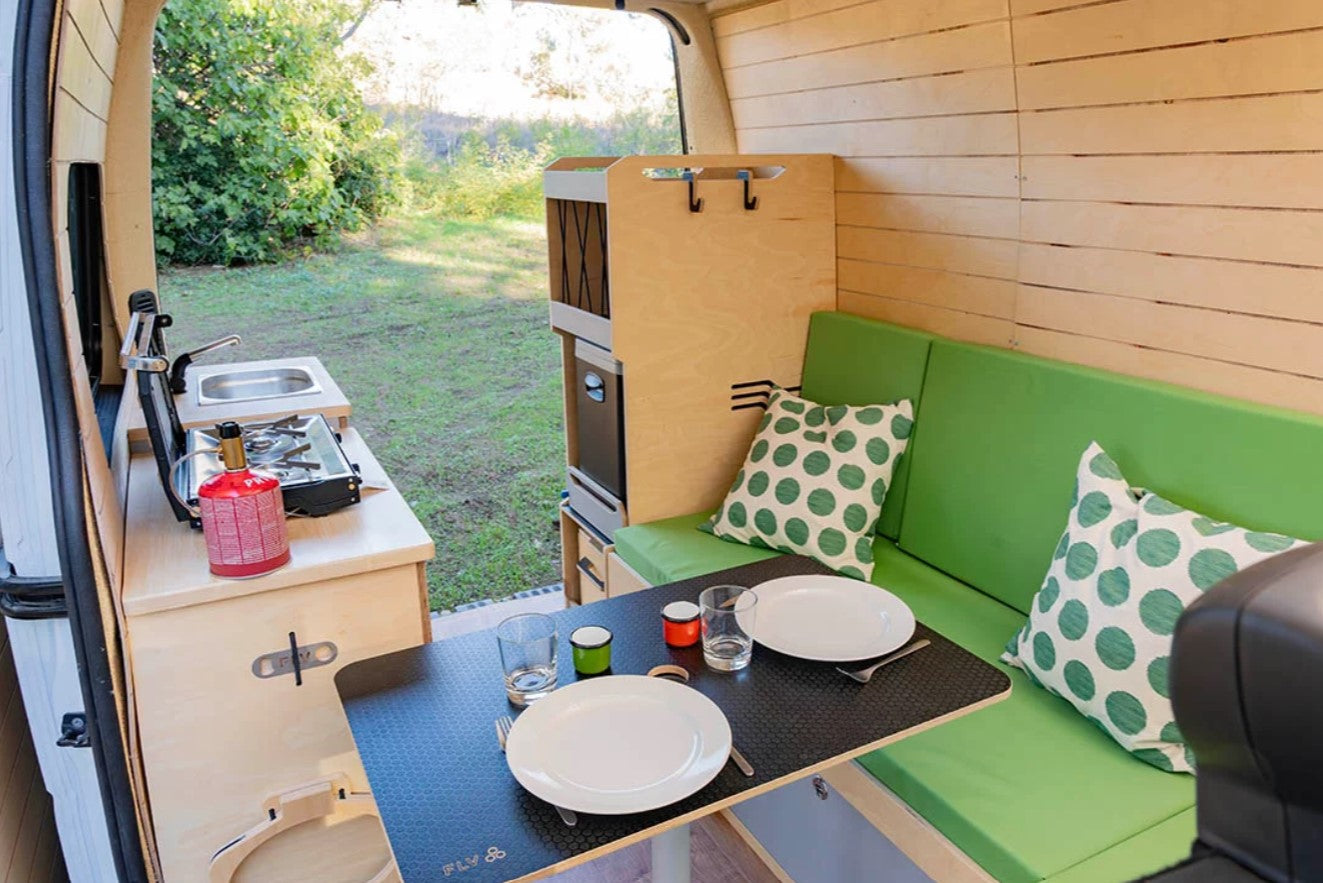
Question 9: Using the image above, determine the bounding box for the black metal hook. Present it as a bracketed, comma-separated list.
[683, 171, 703, 213]
[738, 169, 758, 211]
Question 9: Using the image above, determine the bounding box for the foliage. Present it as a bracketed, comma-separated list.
[403, 136, 549, 221]
[160, 215, 563, 610]
[152, 0, 401, 265]
[391, 100, 681, 220]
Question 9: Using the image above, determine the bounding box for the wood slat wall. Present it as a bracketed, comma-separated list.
[709, 0, 1323, 414]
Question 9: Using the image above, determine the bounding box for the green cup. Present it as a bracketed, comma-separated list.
[570, 625, 612, 675]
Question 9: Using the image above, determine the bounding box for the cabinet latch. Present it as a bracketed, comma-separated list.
[812, 775, 830, 800]
[57, 713, 90, 748]
[251, 637, 338, 683]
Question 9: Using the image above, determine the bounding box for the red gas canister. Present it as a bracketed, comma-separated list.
[196, 422, 291, 578]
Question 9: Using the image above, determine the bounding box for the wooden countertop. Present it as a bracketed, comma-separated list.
[124, 356, 351, 446]
[122, 428, 434, 617]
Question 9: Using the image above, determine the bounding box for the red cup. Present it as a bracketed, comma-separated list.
[662, 601, 701, 647]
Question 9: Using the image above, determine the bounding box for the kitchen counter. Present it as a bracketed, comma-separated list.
[124, 356, 351, 447]
[121, 427, 433, 618]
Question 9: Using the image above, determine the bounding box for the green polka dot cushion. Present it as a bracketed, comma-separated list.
[700, 388, 914, 580]
[1002, 442, 1304, 773]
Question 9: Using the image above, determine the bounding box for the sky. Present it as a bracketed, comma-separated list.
[348, 0, 678, 121]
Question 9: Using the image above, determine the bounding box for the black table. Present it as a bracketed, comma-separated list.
[336, 556, 1010, 882]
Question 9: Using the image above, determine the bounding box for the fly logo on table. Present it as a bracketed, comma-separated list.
[442, 846, 505, 875]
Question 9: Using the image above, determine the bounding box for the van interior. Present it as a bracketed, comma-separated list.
[5, 0, 1323, 881]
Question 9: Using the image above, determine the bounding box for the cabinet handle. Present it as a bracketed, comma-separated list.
[577, 558, 606, 590]
[209, 774, 398, 883]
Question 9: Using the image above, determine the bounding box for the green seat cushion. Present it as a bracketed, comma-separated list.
[614, 511, 778, 587]
[799, 312, 933, 539]
[899, 340, 1323, 613]
[862, 542, 1195, 883]
[1043, 809, 1195, 882]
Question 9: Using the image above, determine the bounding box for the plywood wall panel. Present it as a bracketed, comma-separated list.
[715, 0, 1323, 415]
[838, 290, 1014, 345]
[1018, 244, 1323, 325]
[1017, 29, 1323, 110]
[744, 112, 1018, 155]
[722, 21, 1012, 99]
[1020, 201, 1323, 269]
[840, 261, 1017, 316]
[1021, 92, 1323, 155]
[1011, 0, 1323, 65]
[719, 0, 1005, 68]
[837, 155, 1019, 197]
[840, 193, 1018, 239]
[1020, 155, 1323, 210]
[731, 66, 1015, 129]
[1017, 285, 1323, 379]
[840, 227, 1019, 278]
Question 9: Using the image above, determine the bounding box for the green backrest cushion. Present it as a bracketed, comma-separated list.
[900, 340, 1323, 614]
[799, 312, 934, 539]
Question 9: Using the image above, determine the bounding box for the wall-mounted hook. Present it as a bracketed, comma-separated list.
[738, 169, 758, 211]
[683, 171, 703, 213]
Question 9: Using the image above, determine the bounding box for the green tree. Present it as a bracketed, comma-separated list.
[152, 0, 400, 265]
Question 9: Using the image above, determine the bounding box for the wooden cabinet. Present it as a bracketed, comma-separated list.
[545, 154, 837, 604]
[121, 430, 433, 882]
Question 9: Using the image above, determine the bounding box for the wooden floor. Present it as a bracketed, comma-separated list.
[548, 812, 781, 883]
[432, 594, 781, 883]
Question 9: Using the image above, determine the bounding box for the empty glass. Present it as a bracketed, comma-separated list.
[699, 585, 758, 672]
[496, 613, 558, 705]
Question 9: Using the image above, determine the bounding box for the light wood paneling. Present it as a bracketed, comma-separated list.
[713, 0, 1323, 414]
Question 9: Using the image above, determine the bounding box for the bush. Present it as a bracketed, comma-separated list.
[152, 0, 401, 265]
[407, 136, 547, 221]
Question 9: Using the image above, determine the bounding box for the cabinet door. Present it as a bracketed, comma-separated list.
[131, 566, 424, 882]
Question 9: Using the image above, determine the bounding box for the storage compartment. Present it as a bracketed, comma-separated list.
[571, 338, 625, 501]
[566, 466, 625, 540]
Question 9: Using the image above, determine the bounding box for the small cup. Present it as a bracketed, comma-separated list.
[570, 625, 613, 675]
[662, 601, 701, 647]
[699, 585, 758, 672]
[496, 613, 558, 706]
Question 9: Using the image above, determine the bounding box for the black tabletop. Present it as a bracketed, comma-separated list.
[337, 555, 1011, 882]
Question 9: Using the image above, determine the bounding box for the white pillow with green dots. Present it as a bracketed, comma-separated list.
[700, 388, 913, 580]
[1003, 442, 1303, 773]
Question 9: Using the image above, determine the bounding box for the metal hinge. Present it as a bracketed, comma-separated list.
[57, 713, 90, 748]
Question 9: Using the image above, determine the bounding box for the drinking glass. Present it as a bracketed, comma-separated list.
[699, 585, 758, 672]
[496, 613, 558, 705]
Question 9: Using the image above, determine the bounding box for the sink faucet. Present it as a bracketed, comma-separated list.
[168, 334, 241, 394]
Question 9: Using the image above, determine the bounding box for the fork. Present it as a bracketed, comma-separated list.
[495, 715, 578, 827]
[836, 639, 931, 684]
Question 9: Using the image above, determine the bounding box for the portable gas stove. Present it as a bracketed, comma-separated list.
[181, 414, 361, 522]
[126, 307, 362, 527]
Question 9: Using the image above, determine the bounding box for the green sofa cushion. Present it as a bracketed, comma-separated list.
[899, 340, 1323, 614]
[613, 517, 1195, 882]
[1042, 809, 1195, 883]
[859, 542, 1194, 883]
[799, 312, 934, 539]
[614, 511, 778, 587]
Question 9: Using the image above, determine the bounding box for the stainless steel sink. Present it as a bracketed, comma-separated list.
[195, 366, 322, 406]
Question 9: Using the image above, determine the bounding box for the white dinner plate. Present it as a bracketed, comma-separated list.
[741, 575, 916, 662]
[504, 675, 732, 815]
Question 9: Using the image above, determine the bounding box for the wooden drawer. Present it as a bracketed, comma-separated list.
[129, 564, 424, 882]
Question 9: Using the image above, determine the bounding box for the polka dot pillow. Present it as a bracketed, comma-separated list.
[700, 388, 913, 580]
[1003, 442, 1303, 773]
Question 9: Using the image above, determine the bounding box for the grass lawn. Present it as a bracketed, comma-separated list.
[160, 213, 565, 611]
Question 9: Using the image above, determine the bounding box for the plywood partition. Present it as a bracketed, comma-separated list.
[708, 0, 1323, 414]
[597, 154, 836, 525]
